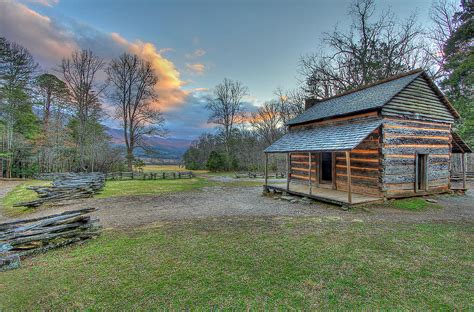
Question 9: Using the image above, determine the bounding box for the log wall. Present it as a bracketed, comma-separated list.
[381, 118, 452, 198]
[335, 128, 382, 196]
[290, 153, 318, 183]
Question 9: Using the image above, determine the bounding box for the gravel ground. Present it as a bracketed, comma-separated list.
[1, 182, 472, 229]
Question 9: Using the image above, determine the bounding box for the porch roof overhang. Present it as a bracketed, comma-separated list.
[451, 132, 472, 153]
[264, 119, 383, 153]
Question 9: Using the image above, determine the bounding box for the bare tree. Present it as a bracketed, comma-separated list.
[60, 50, 105, 170]
[274, 87, 305, 126]
[428, 0, 461, 78]
[299, 0, 433, 98]
[106, 53, 165, 171]
[206, 78, 248, 153]
[250, 100, 283, 145]
[34, 73, 69, 172]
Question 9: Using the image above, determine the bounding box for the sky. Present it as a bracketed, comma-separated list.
[0, 0, 437, 141]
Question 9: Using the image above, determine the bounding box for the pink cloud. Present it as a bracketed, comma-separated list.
[0, 0, 77, 69]
[185, 63, 206, 75]
[111, 33, 189, 111]
[1, 1, 189, 112]
[185, 48, 206, 59]
[22, 0, 59, 6]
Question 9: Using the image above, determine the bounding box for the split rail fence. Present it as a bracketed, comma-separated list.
[105, 171, 194, 180]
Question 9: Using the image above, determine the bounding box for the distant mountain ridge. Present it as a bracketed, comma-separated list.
[105, 127, 193, 160]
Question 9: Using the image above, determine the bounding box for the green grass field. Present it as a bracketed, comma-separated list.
[1, 180, 50, 216]
[1, 218, 472, 310]
[2, 177, 264, 216]
[96, 178, 212, 198]
[389, 197, 441, 211]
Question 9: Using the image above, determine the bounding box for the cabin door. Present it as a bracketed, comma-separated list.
[320, 152, 333, 183]
[416, 154, 428, 191]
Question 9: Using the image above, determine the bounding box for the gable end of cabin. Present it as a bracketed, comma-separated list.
[380, 75, 457, 198]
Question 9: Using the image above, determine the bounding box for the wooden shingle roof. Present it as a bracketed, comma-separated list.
[288, 69, 459, 126]
[452, 132, 472, 153]
[264, 119, 382, 153]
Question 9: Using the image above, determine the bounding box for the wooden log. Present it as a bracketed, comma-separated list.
[308, 152, 312, 195]
[264, 153, 268, 188]
[346, 151, 352, 204]
[286, 153, 290, 191]
[462, 153, 467, 189]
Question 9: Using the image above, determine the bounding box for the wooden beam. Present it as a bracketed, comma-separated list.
[346, 151, 352, 204]
[264, 153, 268, 188]
[415, 153, 419, 192]
[315, 153, 320, 187]
[332, 152, 337, 190]
[308, 152, 312, 195]
[286, 153, 290, 191]
[462, 153, 466, 190]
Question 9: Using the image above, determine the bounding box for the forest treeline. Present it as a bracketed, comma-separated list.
[0, 39, 164, 177]
[183, 0, 473, 172]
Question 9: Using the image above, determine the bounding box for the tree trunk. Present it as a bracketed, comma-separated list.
[126, 148, 133, 172]
[6, 158, 11, 179]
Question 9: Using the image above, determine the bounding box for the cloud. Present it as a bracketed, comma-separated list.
[22, 0, 59, 7]
[111, 33, 188, 111]
[163, 91, 213, 139]
[1, 1, 188, 111]
[2, 0, 217, 140]
[192, 87, 209, 92]
[185, 48, 206, 59]
[185, 63, 206, 75]
[0, 0, 77, 69]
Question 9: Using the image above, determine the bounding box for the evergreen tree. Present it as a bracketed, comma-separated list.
[442, 0, 473, 145]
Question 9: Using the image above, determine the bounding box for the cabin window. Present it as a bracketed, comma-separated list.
[321, 152, 333, 183]
[416, 154, 428, 191]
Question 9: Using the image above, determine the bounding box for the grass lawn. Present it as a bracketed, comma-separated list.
[96, 178, 212, 198]
[98, 178, 264, 198]
[1, 180, 50, 216]
[389, 197, 441, 211]
[1, 217, 472, 310]
[1, 178, 264, 216]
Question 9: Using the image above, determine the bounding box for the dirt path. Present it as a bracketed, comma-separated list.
[2, 184, 472, 229]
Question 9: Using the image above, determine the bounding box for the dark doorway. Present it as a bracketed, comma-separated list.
[321, 152, 333, 183]
[416, 154, 428, 191]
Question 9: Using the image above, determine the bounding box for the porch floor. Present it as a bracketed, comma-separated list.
[266, 182, 383, 206]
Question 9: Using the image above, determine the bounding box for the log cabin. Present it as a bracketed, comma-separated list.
[263, 69, 472, 205]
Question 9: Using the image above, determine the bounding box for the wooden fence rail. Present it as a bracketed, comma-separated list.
[234, 172, 286, 179]
[105, 171, 194, 180]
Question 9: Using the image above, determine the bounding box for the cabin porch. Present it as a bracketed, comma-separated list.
[263, 119, 384, 206]
[265, 182, 383, 206]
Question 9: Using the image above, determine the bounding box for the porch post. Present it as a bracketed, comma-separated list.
[264, 153, 268, 189]
[346, 151, 352, 204]
[286, 152, 290, 191]
[462, 153, 466, 190]
[308, 152, 312, 195]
